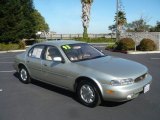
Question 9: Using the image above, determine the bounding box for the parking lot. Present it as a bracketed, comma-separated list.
[0, 49, 160, 120]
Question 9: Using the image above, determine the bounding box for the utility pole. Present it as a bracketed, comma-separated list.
[159, 33, 160, 50]
[116, 0, 119, 42]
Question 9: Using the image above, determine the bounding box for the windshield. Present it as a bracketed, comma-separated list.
[61, 43, 105, 62]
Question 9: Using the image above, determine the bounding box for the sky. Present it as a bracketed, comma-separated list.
[33, 0, 160, 34]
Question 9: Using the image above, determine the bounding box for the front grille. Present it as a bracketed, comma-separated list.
[135, 73, 147, 83]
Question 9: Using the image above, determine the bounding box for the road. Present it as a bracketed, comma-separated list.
[0, 50, 160, 120]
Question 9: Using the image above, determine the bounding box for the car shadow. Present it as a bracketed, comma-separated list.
[31, 79, 75, 98]
[100, 101, 127, 107]
[13, 72, 127, 108]
[14, 72, 20, 79]
[13, 72, 76, 99]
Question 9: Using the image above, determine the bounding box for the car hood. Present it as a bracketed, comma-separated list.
[76, 56, 148, 79]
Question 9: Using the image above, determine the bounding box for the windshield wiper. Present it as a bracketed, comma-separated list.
[91, 55, 105, 59]
[73, 55, 106, 62]
[78, 55, 105, 62]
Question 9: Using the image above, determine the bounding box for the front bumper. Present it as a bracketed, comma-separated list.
[101, 74, 152, 102]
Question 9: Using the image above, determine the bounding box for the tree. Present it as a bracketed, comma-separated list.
[114, 11, 127, 34]
[108, 25, 116, 34]
[125, 17, 150, 32]
[81, 0, 93, 38]
[16, 0, 36, 40]
[108, 25, 116, 38]
[0, 0, 49, 43]
[150, 21, 160, 32]
[0, 0, 22, 42]
[32, 10, 49, 32]
[154, 21, 160, 32]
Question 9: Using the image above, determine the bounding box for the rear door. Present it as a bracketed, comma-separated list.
[26, 45, 45, 80]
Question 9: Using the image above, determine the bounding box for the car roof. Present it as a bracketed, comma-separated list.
[40, 40, 85, 47]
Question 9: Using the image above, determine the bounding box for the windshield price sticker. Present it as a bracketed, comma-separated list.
[62, 45, 71, 50]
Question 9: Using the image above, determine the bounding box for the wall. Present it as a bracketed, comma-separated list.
[39, 32, 160, 50]
[121, 32, 160, 50]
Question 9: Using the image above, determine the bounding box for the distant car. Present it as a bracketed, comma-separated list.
[14, 40, 152, 107]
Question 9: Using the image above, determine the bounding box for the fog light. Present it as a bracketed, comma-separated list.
[127, 94, 133, 99]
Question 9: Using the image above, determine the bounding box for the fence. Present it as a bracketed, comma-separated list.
[40, 33, 115, 39]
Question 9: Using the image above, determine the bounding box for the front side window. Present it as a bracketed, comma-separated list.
[61, 43, 105, 62]
[44, 46, 62, 61]
[28, 45, 44, 59]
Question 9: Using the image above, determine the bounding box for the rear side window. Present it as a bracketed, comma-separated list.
[28, 45, 44, 59]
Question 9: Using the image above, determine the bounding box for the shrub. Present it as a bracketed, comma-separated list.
[105, 44, 117, 50]
[18, 41, 26, 49]
[0, 41, 26, 51]
[35, 39, 46, 43]
[24, 39, 46, 45]
[25, 39, 36, 45]
[138, 38, 156, 51]
[0, 43, 19, 51]
[115, 38, 135, 51]
[74, 37, 116, 43]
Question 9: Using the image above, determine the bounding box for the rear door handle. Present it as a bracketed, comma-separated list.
[27, 60, 30, 63]
[43, 64, 47, 66]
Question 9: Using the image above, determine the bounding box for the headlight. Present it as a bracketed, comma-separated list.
[110, 78, 134, 86]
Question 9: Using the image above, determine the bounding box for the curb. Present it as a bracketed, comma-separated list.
[90, 43, 115, 45]
[105, 49, 128, 54]
[127, 51, 160, 54]
[106, 49, 160, 54]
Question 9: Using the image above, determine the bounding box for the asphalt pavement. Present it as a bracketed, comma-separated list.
[0, 49, 160, 120]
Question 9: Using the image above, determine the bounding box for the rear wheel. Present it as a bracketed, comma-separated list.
[76, 80, 101, 107]
[19, 66, 31, 84]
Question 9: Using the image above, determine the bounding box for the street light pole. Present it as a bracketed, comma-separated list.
[116, 0, 119, 42]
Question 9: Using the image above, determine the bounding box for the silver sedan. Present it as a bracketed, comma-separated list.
[14, 40, 152, 107]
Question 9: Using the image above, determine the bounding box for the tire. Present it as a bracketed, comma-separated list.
[76, 80, 101, 107]
[19, 66, 31, 84]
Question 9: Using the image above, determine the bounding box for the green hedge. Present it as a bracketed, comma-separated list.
[106, 44, 117, 50]
[24, 39, 47, 45]
[0, 41, 26, 51]
[115, 38, 135, 51]
[0, 43, 19, 51]
[74, 37, 116, 43]
[138, 38, 156, 51]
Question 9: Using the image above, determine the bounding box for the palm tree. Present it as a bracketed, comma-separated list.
[115, 11, 127, 34]
[114, 10, 126, 41]
[81, 0, 93, 38]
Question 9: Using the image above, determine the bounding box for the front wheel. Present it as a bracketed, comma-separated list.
[76, 81, 101, 107]
[19, 66, 31, 84]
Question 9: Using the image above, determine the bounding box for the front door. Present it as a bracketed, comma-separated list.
[41, 46, 74, 88]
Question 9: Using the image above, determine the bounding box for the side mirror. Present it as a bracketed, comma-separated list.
[53, 57, 65, 63]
